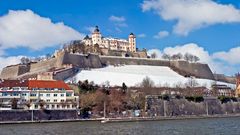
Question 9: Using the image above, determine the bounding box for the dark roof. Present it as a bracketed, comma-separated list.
[129, 32, 135, 36]
[84, 35, 90, 40]
[94, 26, 100, 33]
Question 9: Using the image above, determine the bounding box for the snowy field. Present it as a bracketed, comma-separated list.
[67, 65, 235, 89]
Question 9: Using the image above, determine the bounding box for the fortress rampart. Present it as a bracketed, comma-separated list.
[1, 53, 232, 83]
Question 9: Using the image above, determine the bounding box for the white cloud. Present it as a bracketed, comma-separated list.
[109, 15, 125, 22]
[0, 56, 23, 71]
[142, 0, 240, 35]
[147, 49, 162, 58]
[147, 43, 240, 75]
[109, 15, 128, 28]
[137, 33, 146, 38]
[212, 46, 240, 65]
[0, 10, 84, 51]
[154, 31, 169, 39]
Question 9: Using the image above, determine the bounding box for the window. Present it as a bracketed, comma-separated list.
[13, 93, 19, 96]
[22, 93, 27, 96]
[57, 105, 60, 108]
[2, 93, 8, 96]
[60, 94, 64, 97]
[30, 94, 37, 97]
[53, 94, 58, 97]
[46, 99, 50, 102]
[46, 105, 49, 108]
[35, 105, 38, 109]
[61, 99, 65, 102]
[40, 94, 43, 97]
[66, 93, 72, 97]
[52, 105, 55, 109]
[46, 94, 50, 97]
[54, 99, 57, 102]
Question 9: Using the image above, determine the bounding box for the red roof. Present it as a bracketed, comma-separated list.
[28, 80, 71, 90]
[0, 80, 28, 88]
[0, 80, 71, 90]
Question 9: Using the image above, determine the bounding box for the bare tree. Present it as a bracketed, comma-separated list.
[162, 53, 171, 61]
[185, 77, 199, 88]
[151, 52, 157, 59]
[193, 55, 200, 63]
[140, 76, 155, 88]
[20, 57, 30, 64]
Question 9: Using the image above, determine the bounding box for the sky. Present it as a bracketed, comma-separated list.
[0, 0, 240, 75]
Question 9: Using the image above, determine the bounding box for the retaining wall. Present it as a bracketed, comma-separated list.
[0, 110, 78, 121]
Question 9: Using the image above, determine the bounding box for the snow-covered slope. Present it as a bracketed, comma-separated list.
[67, 65, 235, 88]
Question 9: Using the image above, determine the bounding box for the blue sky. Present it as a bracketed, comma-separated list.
[0, 0, 240, 75]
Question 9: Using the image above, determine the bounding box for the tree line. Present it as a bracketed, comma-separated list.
[151, 52, 200, 63]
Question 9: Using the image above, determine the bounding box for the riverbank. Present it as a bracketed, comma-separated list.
[1, 114, 240, 125]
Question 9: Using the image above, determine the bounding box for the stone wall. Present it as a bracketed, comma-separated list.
[0, 53, 229, 83]
[100, 56, 170, 66]
[61, 53, 102, 68]
[0, 110, 78, 121]
[100, 56, 215, 80]
[30, 58, 58, 73]
[170, 61, 215, 80]
[0, 65, 30, 79]
[147, 98, 240, 116]
[214, 74, 236, 84]
[53, 68, 78, 81]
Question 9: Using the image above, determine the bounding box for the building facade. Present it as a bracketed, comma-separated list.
[212, 84, 234, 97]
[0, 80, 79, 110]
[236, 73, 240, 97]
[82, 26, 136, 52]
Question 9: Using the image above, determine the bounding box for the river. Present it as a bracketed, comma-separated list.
[0, 117, 240, 135]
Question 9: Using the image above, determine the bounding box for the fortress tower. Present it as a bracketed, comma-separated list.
[128, 33, 136, 52]
[92, 26, 102, 45]
[236, 73, 240, 97]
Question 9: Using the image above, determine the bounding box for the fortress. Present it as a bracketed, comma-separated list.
[0, 52, 235, 84]
[82, 26, 136, 52]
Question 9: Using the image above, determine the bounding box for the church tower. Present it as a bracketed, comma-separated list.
[128, 33, 136, 52]
[92, 26, 102, 45]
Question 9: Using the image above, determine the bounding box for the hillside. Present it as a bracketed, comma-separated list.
[67, 65, 235, 89]
[0, 52, 235, 85]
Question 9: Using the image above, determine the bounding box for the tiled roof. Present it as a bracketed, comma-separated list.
[0, 80, 71, 90]
[0, 80, 28, 88]
[28, 80, 71, 90]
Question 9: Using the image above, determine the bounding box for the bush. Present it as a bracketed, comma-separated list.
[175, 95, 182, 99]
[162, 95, 170, 101]
[218, 96, 231, 104]
[185, 96, 204, 103]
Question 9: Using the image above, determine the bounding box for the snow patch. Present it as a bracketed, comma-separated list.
[67, 65, 235, 89]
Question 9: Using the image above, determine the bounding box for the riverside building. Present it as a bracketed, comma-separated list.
[0, 80, 79, 110]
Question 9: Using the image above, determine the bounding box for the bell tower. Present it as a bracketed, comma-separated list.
[92, 26, 102, 45]
[128, 33, 136, 52]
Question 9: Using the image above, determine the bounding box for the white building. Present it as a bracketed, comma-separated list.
[82, 26, 136, 52]
[0, 80, 79, 110]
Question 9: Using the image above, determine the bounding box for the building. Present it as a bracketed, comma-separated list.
[0, 80, 79, 110]
[212, 84, 234, 97]
[82, 26, 136, 52]
[236, 73, 240, 97]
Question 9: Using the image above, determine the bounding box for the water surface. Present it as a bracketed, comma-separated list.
[0, 117, 240, 135]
